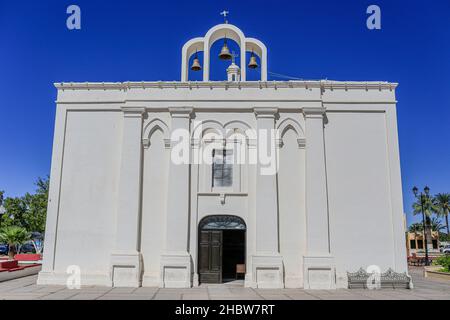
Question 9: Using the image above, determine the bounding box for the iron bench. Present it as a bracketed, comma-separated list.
[347, 268, 413, 289]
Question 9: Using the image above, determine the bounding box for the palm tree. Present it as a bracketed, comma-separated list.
[412, 195, 438, 250]
[409, 223, 423, 233]
[434, 193, 450, 235]
[430, 216, 445, 233]
[0, 226, 30, 259]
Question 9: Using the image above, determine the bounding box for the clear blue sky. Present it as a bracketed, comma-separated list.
[0, 0, 449, 227]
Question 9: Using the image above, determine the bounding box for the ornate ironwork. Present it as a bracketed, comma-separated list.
[347, 267, 413, 289]
[347, 268, 370, 282]
[199, 215, 246, 230]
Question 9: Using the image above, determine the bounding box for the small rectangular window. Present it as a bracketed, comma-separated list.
[410, 240, 416, 249]
[417, 240, 423, 249]
[212, 149, 233, 188]
[432, 240, 438, 249]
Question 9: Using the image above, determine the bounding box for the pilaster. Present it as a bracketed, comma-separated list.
[110, 107, 146, 287]
[160, 107, 194, 288]
[251, 107, 284, 288]
[302, 107, 336, 289]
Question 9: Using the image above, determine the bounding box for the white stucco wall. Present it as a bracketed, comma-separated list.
[325, 111, 401, 286]
[40, 110, 122, 285]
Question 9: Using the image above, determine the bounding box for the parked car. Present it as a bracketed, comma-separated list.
[19, 242, 36, 254]
[442, 245, 450, 254]
[0, 244, 8, 255]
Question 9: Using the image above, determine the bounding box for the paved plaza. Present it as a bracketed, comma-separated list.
[0, 267, 448, 300]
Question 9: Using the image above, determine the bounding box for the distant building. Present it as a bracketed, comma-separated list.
[406, 231, 440, 256]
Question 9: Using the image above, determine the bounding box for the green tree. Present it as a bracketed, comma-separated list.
[412, 195, 438, 249]
[0, 226, 30, 259]
[430, 216, 445, 233]
[22, 177, 49, 233]
[409, 223, 423, 233]
[434, 193, 450, 236]
[409, 216, 444, 232]
[0, 177, 49, 233]
[1, 196, 27, 228]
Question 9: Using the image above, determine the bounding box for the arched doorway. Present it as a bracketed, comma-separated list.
[198, 215, 246, 284]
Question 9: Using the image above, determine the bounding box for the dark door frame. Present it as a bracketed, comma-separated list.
[198, 215, 246, 284]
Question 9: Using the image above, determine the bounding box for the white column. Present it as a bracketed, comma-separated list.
[110, 107, 145, 287]
[203, 41, 210, 82]
[240, 42, 246, 82]
[251, 107, 284, 289]
[302, 107, 336, 289]
[160, 107, 193, 288]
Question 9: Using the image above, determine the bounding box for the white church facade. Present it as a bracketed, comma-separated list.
[38, 22, 408, 289]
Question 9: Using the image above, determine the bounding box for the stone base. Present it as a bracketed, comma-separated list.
[284, 275, 303, 288]
[244, 273, 253, 288]
[303, 255, 336, 289]
[251, 255, 284, 288]
[110, 251, 142, 287]
[37, 270, 112, 287]
[160, 253, 191, 288]
[192, 273, 200, 287]
[142, 272, 160, 287]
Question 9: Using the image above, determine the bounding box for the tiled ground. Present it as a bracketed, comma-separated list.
[0, 267, 448, 300]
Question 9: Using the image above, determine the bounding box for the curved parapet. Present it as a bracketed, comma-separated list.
[181, 23, 267, 82]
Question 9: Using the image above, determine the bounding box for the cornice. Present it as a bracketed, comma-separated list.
[120, 106, 146, 118]
[303, 107, 326, 114]
[321, 81, 398, 91]
[254, 107, 278, 118]
[54, 80, 398, 91]
[169, 107, 194, 118]
[302, 107, 327, 118]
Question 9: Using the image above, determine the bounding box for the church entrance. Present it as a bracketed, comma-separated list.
[198, 215, 246, 284]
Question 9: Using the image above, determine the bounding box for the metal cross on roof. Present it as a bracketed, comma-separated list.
[220, 10, 229, 24]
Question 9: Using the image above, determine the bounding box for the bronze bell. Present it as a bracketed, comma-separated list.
[191, 52, 202, 71]
[219, 39, 232, 60]
[248, 51, 258, 69]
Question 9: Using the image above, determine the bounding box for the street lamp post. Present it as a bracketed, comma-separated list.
[412, 186, 431, 266]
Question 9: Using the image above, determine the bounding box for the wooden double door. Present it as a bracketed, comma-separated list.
[198, 229, 246, 284]
[199, 230, 223, 284]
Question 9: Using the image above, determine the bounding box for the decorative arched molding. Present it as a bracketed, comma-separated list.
[180, 24, 267, 82]
[192, 119, 254, 146]
[277, 118, 306, 149]
[224, 120, 252, 147]
[224, 120, 252, 137]
[143, 119, 171, 149]
[199, 215, 246, 230]
[192, 120, 224, 137]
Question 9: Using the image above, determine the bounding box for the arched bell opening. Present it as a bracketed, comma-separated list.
[245, 51, 262, 81]
[198, 215, 246, 284]
[209, 38, 240, 81]
[181, 24, 267, 82]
